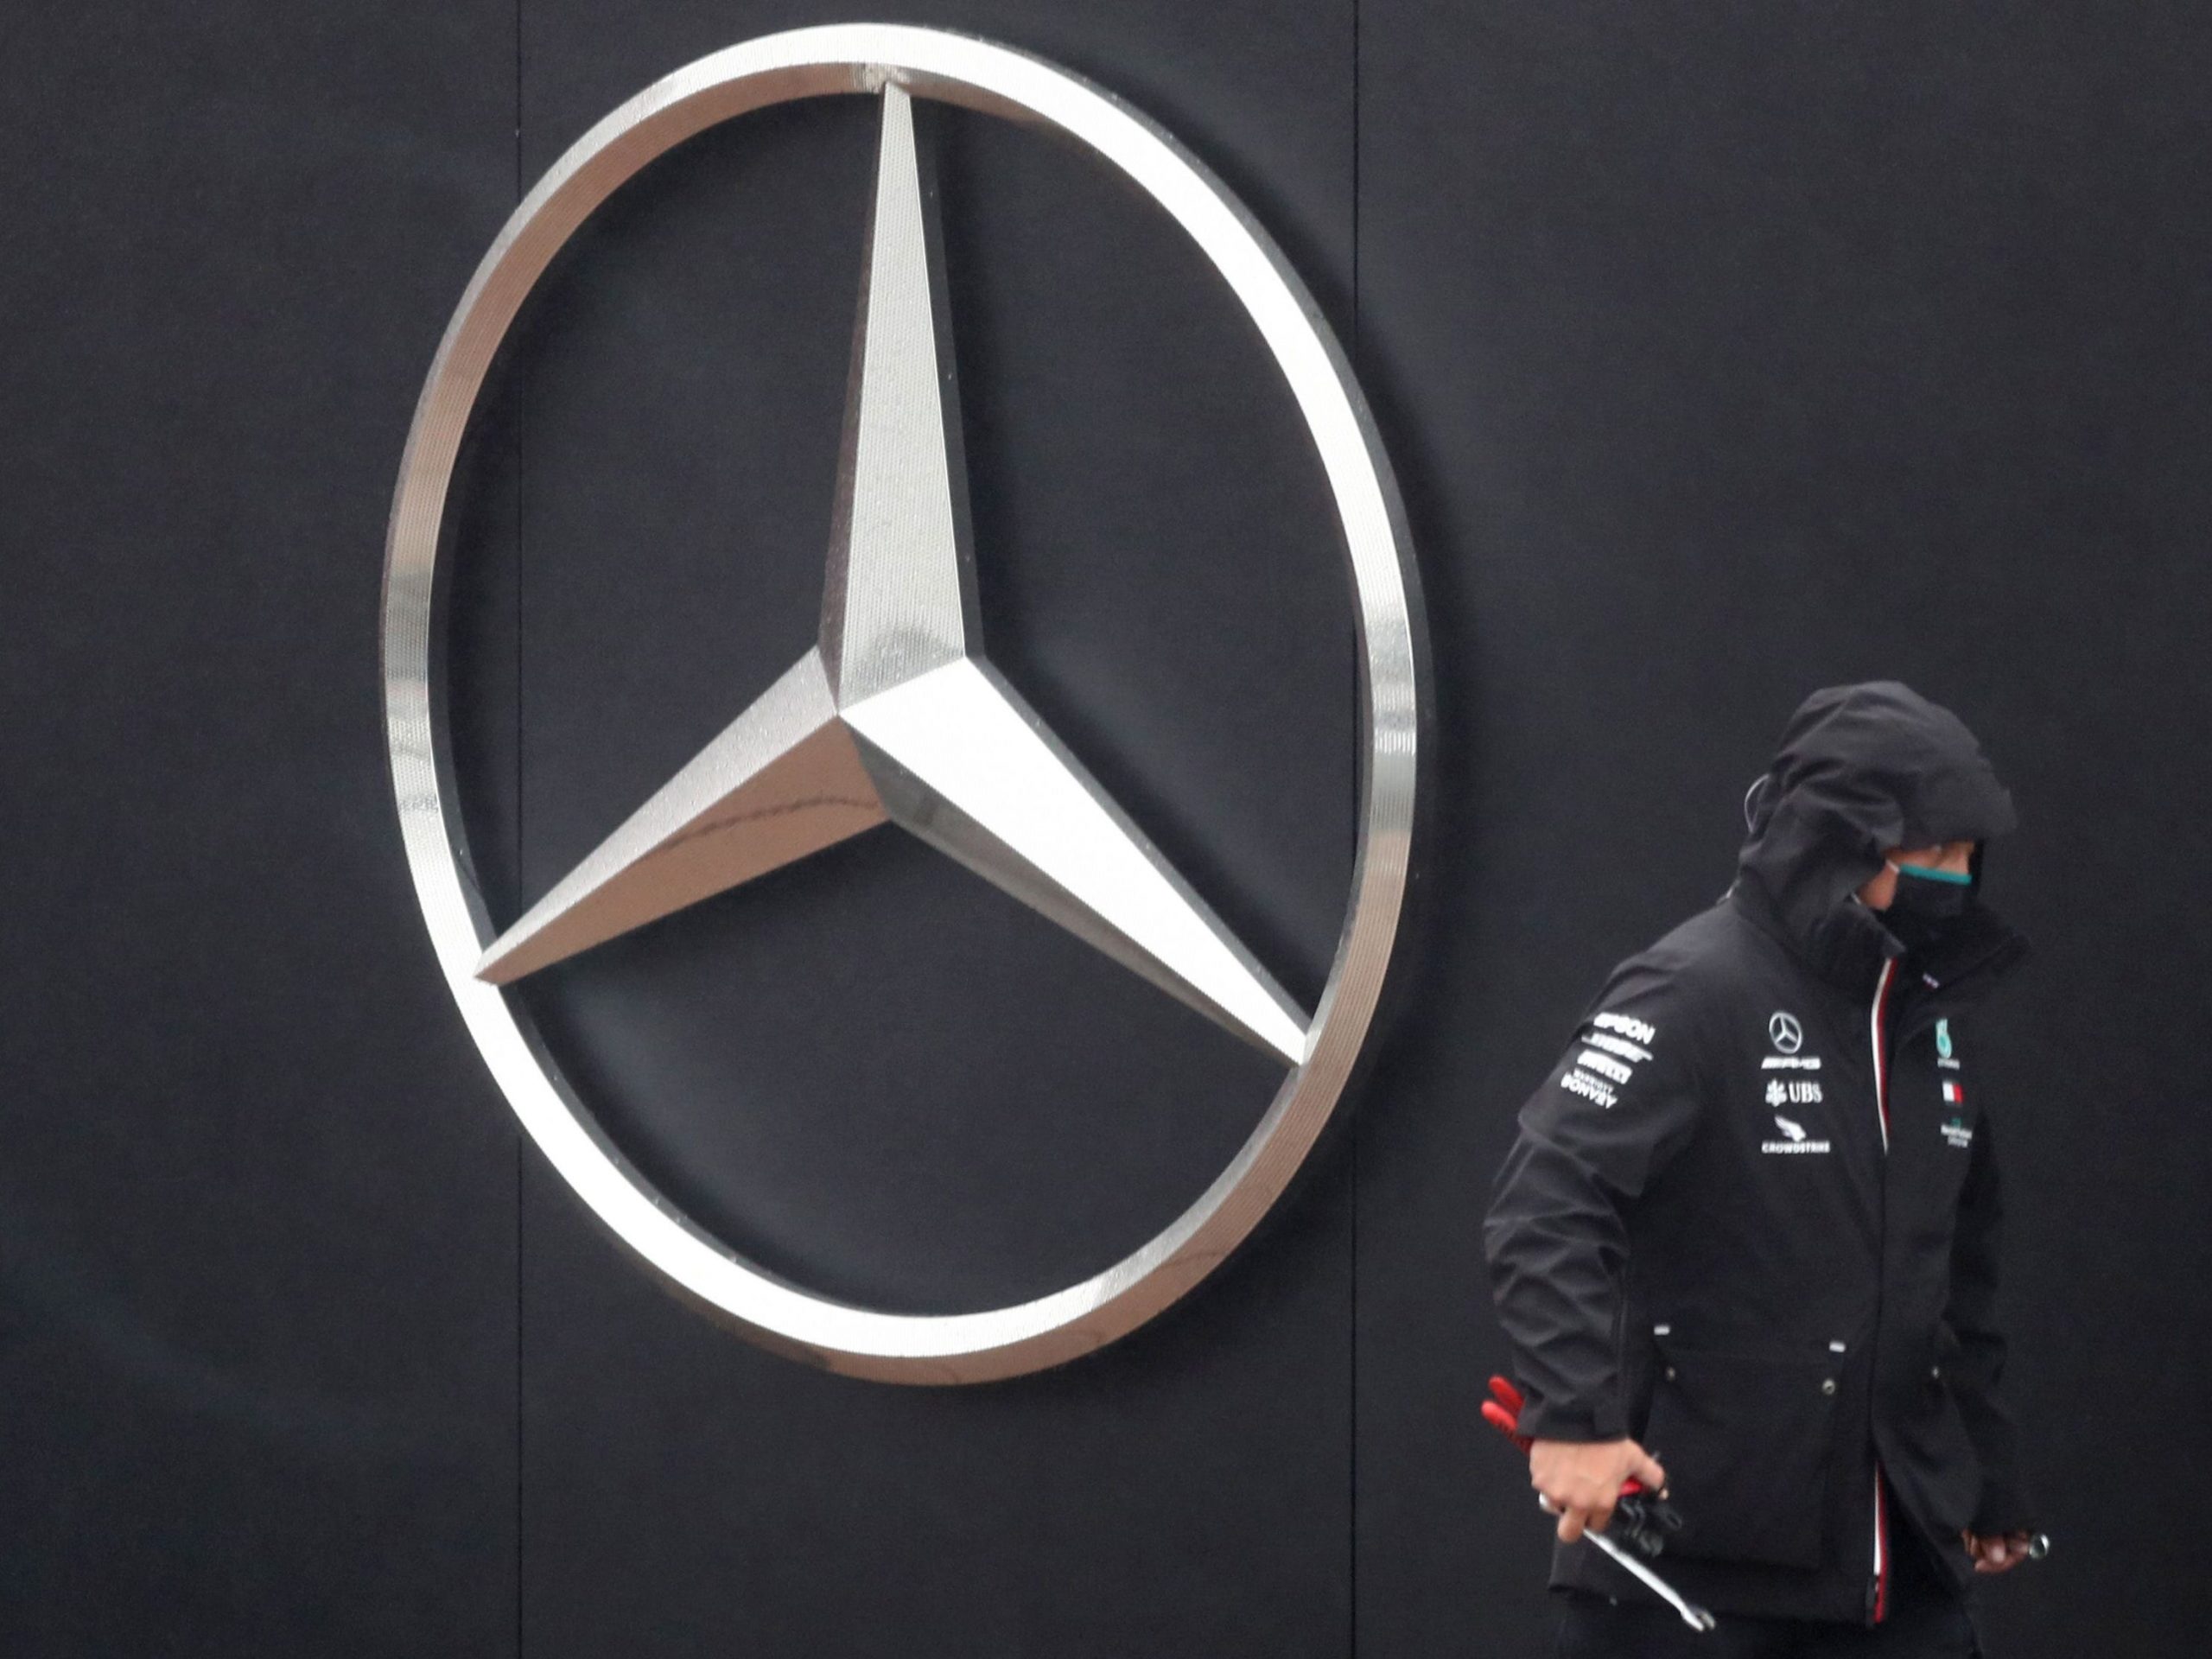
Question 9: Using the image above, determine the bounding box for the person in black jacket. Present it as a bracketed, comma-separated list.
[1485, 681, 2038, 1656]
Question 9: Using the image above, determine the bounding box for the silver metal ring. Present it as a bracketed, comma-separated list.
[381, 23, 1424, 1382]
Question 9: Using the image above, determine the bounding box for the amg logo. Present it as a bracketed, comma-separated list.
[1583, 1030, 1652, 1065]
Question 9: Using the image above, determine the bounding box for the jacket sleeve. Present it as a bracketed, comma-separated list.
[1946, 1109, 2037, 1534]
[1482, 964, 1707, 1443]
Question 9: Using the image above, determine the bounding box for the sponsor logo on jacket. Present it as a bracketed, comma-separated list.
[1594, 1011, 1657, 1045]
[1557, 1009, 1661, 1109]
[1560, 1069, 1617, 1108]
[1577, 1049, 1635, 1086]
[1761, 1111, 1832, 1154]
[1583, 1030, 1650, 1065]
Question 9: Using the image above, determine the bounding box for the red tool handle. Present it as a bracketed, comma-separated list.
[1480, 1397, 1529, 1449]
[1482, 1374, 1644, 1495]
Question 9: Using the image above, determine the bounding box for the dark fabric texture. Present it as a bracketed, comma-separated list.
[1486, 681, 2037, 1623]
[1552, 1494, 1983, 1655]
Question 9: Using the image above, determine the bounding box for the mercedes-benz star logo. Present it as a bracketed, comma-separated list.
[383, 26, 1423, 1382]
[473, 83, 1303, 1063]
[1769, 1012, 1804, 1054]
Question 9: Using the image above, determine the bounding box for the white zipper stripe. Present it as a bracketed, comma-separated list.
[1867, 958, 1895, 1154]
[1872, 1473, 1886, 1608]
[1867, 957, 1896, 1621]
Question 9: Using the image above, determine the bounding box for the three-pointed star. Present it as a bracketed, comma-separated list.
[474, 85, 1310, 1066]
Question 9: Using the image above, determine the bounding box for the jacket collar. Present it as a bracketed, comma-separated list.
[1727, 874, 2031, 1020]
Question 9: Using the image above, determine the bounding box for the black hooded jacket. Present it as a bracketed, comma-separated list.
[1484, 682, 2036, 1624]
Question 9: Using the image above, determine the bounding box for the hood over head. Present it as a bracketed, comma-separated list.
[1735, 681, 2022, 994]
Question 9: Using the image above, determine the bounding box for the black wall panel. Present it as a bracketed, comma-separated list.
[9, 2, 2212, 1655]
[1356, 6, 2212, 1656]
[0, 3, 519, 1654]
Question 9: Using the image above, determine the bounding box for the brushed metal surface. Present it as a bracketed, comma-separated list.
[473, 647, 882, 987]
[819, 83, 978, 708]
[475, 86, 1305, 1060]
[383, 24, 1424, 1382]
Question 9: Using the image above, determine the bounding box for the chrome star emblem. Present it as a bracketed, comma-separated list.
[382, 26, 1423, 1382]
[475, 86, 1306, 1065]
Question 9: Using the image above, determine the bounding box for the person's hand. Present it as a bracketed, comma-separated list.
[1528, 1438, 1669, 1543]
[1961, 1529, 2034, 1573]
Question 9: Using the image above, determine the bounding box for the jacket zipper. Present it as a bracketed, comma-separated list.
[1866, 957, 1897, 1622]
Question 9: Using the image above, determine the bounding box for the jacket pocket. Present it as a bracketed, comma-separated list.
[1910, 1329, 1985, 1533]
[1639, 1335, 1840, 1569]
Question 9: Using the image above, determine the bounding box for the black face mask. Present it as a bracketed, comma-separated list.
[1880, 860, 1976, 952]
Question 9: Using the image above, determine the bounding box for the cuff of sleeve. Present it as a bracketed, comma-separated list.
[1515, 1397, 1629, 1443]
[1970, 1475, 2038, 1536]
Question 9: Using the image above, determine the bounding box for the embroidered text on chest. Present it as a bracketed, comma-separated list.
[1761, 1112, 1833, 1154]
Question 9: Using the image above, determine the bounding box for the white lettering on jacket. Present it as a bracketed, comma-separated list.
[1592, 1011, 1657, 1045]
[1560, 1069, 1618, 1109]
[1577, 1050, 1635, 1085]
[1761, 1122, 1834, 1154]
[1582, 1031, 1652, 1065]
